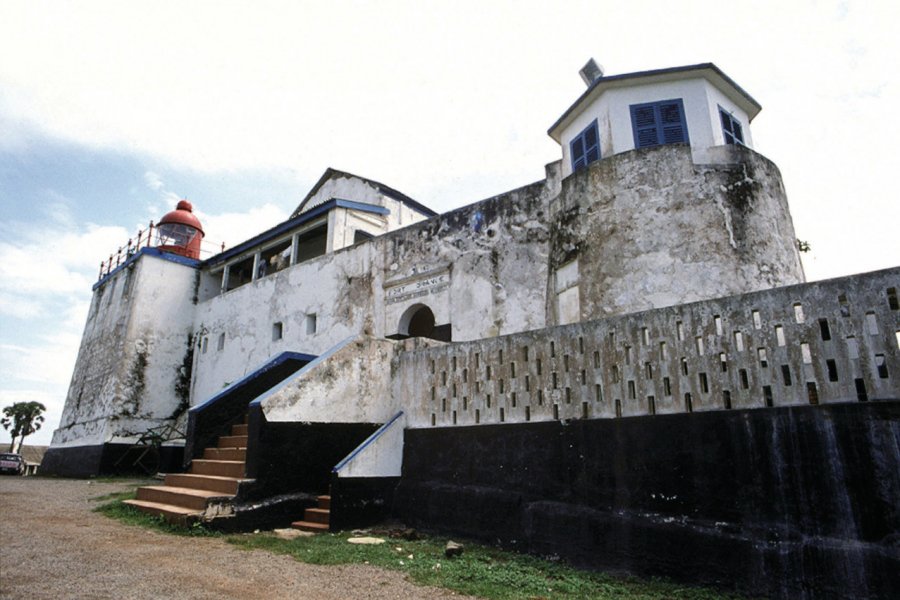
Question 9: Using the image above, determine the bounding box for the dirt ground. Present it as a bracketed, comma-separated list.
[0, 477, 473, 600]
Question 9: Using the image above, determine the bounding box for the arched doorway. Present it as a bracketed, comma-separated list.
[396, 303, 451, 342]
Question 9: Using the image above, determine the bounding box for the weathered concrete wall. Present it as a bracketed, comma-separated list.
[261, 337, 401, 424]
[51, 250, 198, 449]
[549, 144, 804, 322]
[403, 267, 898, 428]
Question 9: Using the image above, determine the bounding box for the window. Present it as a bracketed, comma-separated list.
[570, 120, 600, 171]
[306, 314, 317, 335]
[630, 99, 689, 148]
[272, 322, 283, 341]
[719, 108, 744, 145]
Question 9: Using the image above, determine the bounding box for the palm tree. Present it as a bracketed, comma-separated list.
[1, 402, 46, 453]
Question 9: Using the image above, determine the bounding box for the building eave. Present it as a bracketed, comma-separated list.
[547, 63, 762, 142]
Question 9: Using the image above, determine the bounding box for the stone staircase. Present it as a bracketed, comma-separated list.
[124, 421, 248, 524]
[291, 493, 331, 532]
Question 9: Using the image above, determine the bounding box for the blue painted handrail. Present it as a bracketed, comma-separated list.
[332, 410, 405, 473]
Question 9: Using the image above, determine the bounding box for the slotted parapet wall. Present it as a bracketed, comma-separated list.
[400, 267, 899, 427]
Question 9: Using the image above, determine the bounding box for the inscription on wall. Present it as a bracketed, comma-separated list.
[384, 268, 451, 305]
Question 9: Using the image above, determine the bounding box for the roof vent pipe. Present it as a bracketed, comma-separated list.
[579, 58, 604, 86]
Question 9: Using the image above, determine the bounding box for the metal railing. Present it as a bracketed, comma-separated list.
[97, 220, 225, 280]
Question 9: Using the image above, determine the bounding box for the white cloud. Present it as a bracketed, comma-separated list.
[199, 203, 288, 252]
[143, 170, 164, 191]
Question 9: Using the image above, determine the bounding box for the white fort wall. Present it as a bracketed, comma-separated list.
[400, 268, 899, 428]
[53, 251, 198, 446]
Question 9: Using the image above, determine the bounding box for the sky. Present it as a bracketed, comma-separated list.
[1, 0, 898, 447]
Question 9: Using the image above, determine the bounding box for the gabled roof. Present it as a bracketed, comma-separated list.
[548, 63, 762, 142]
[292, 167, 438, 219]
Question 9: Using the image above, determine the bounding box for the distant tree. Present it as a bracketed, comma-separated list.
[1, 402, 46, 453]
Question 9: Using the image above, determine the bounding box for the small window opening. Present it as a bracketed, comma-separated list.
[463, 368, 468, 383]
[681, 357, 689, 376]
[758, 348, 768, 368]
[593, 350, 601, 368]
[888, 287, 899, 310]
[431, 387, 435, 400]
[699, 372, 709, 394]
[659, 341, 668, 360]
[723, 390, 732, 410]
[499, 408, 505, 422]
[525, 375, 530, 391]
[536, 359, 542, 376]
[452, 410, 457, 425]
[695, 336, 704, 355]
[452, 383, 457, 397]
[624, 346, 632, 365]
[855, 378, 868, 401]
[876, 354, 889, 379]
[537, 389, 544, 405]
[202, 337, 209, 354]
[819, 319, 832, 341]
[838, 293, 851, 317]
[305, 313, 317, 335]
[486, 394, 492, 408]
[522, 345, 529, 361]
[441, 371, 447, 385]
[442, 398, 447, 412]
[866, 312, 879, 335]
[217, 332, 225, 351]
[714, 315, 723, 335]
[847, 336, 860, 359]
[550, 341, 556, 358]
[582, 402, 589, 419]
[552, 372, 558, 389]
[720, 352, 728, 372]
[806, 381, 819, 405]
[642, 327, 650, 346]
[475, 353, 480, 369]
[684, 392, 693, 412]
[499, 379, 504, 394]
[272, 321, 283, 341]
[525, 406, 531, 421]
[645, 362, 653, 380]
[563, 354, 570, 371]
[511, 392, 517, 408]
[595, 384, 603, 403]
[486, 365, 492, 380]
[615, 399, 622, 418]
[612, 365, 620, 383]
[801, 343, 812, 364]
[451, 356, 457, 371]
[475, 409, 481, 423]
[739, 369, 749, 389]
[647, 396, 656, 415]
[565, 387, 572, 403]
[763, 385, 773, 407]
[580, 369, 587, 384]
[498, 349, 503, 364]
[579, 336, 585, 353]
[676, 321, 684, 341]
[663, 377, 671, 396]
[793, 303, 805, 324]
[553, 404, 559, 420]
[775, 325, 786, 347]
[734, 331, 745, 351]
[781, 365, 792, 386]
[431, 413, 436, 426]
[752, 310, 762, 330]
[826, 359, 839, 382]
[628, 380, 636, 399]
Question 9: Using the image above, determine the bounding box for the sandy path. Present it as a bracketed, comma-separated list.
[0, 477, 472, 600]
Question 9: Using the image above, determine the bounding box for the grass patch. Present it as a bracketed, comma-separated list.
[227, 531, 740, 600]
[93, 495, 220, 538]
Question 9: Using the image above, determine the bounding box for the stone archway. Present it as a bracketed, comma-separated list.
[396, 303, 451, 342]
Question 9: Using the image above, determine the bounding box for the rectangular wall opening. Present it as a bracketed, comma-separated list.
[684, 392, 693, 412]
[663, 377, 671, 396]
[781, 364, 792, 386]
[723, 390, 732, 409]
[888, 287, 899, 310]
[699, 372, 709, 394]
[272, 322, 283, 341]
[826, 359, 839, 382]
[876, 354, 889, 378]
[819, 318, 832, 341]
[647, 395, 656, 415]
[855, 378, 868, 401]
[763, 385, 773, 407]
[806, 381, 819, 405]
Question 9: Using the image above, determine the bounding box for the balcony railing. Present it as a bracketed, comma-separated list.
[97, 220, 225, 280]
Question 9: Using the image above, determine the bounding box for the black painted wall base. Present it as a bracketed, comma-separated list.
[330, 474, 400, 531]
[40, 443, 184, 477]
[395, 401, 900, 600]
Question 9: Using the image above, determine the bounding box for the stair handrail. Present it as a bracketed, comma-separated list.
[332, 410, 405, 474]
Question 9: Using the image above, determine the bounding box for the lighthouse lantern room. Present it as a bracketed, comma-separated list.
[156, 200, 205, 259]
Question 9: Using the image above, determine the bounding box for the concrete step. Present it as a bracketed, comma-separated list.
[231, 423, 248, 436]
[165, 473, 242, 495]
[136, 485, 226, 511]
[304, 507, 330, 524]
[123, 499, 201, 524]
[190, 459, 245, 478]
[317, 495, 331, 510]
[203, 447, 246, 461]
[291, 520, 329, 533]
[218, 435, 248, 449]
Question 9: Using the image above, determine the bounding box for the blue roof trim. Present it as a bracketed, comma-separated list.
[189, 351, 317, 414]
[204, 199, 388, 267]
[249, 336, 358, 409]
[92, 247, 200, 291]
[333, 410, 405, 473]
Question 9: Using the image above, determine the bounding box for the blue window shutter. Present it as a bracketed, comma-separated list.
[720, 108, 744, 145]
[570, 120, 600, 171]
[631, 99, 689, 148]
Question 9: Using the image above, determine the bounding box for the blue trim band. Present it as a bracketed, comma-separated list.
[189, 350, 317, 414]
[248, 336, 358, 409]
[332, 410, 405, 473]
[93, 247, 200, 291]
[205, 199, 389, 267]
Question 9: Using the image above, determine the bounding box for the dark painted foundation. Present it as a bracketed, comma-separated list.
[40, 443, 184, 478]
[329, 474, 400, 531]
[240, 409, 379, 502]
[394, 401, 900, 600]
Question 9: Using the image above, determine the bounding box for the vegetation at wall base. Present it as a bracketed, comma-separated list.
[95, 494, 743, 599]
[228, 532, 743, 600]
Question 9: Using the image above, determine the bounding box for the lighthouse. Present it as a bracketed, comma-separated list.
[156, 200, 204, 259]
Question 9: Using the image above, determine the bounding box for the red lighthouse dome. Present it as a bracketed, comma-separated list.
[157, 200, 204, 259]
